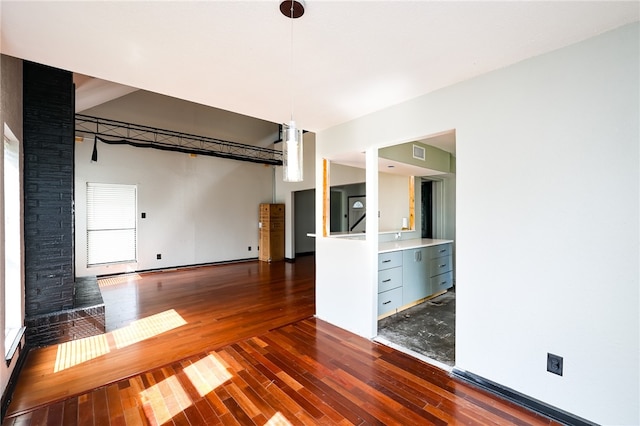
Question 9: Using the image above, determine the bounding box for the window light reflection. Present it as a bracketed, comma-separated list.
[183, 353, 232, 397]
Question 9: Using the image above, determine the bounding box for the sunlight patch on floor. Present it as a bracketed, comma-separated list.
[140, 352, 235, 425]
[53, 309, 186, 372]
[97, 273, 142, 288]
[183, 353, 232, 397]
[112, 309, 187, 349]
[54, 334, 110, 373]
[265, 412, 294, 425]
[140, 375, 192, 426]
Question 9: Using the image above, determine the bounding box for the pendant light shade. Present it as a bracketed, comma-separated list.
[282, 120, 303, 182]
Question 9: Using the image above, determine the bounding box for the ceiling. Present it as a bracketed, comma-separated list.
[1, 1, 638, 153]
[333, 152, 453, 177]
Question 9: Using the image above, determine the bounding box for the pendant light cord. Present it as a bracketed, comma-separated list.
[289, 1, 295, 123]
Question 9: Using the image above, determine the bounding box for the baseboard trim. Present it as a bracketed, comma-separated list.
[295, 251, 315, 257]
[452, 368, 596, 426]
[95, 257, 260, 278]
[1, 342, 30, 423]
[286, 252, 315, 262]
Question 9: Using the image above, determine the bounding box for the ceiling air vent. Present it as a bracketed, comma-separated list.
[413, 144, 426, 161]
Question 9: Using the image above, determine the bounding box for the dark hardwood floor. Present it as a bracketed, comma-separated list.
[4, 256, 558, 425]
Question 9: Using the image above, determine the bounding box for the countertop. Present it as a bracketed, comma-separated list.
[378, 238, 453, 254]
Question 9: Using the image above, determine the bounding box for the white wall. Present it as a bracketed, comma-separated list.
[378, 173, 410, 232]
[75, 140, 273, 276]
[315, 236, 375, 337]
[315, 23, 639, 425]
[329, 162, 366, 186]
[315, 149, 380, 338]
[75, 92, 278, 276]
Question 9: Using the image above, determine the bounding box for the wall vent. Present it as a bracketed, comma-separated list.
[413, 144, 426, 161]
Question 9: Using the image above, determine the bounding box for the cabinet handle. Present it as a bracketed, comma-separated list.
[382, 259, 391, 263]
[439, 249, 446, 253]
[382, 279, 391, 283]
[439, 264, 447, 268]
[440, 281, 447, 285]
[383, 300, 391, 305]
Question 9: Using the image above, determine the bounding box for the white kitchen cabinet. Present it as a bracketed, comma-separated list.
[377, 287, 403, 316]
[378, 267, 403, 293]
[428, 243, 453, 294]
[377, 251, 403, 316]
[377, 239, 453, 317]
[431, 271, 453, 294]
[378, 251, 402, 270]
[402, 247, 430, 305]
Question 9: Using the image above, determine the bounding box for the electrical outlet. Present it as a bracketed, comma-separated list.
[156, 254, 162, 260]
[547, 353, 563, 376]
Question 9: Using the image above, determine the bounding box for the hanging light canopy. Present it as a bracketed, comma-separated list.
[280, 0, 305, 19]
[280, 0, 305, 182]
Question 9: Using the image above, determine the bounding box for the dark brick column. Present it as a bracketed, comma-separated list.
[23, 62, 76, 345]
[22, 62, 105, 347]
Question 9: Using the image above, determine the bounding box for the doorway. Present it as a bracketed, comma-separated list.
[293, 189, 315, 256]
[421, 180, 433, 239]
[377, 175, 456, 368]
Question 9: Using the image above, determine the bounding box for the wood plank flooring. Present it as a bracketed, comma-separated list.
[6, 257, 315, 418]
[4, 256, 559, 425]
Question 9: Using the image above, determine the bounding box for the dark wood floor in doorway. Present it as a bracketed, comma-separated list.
[5, 256, 558, 425]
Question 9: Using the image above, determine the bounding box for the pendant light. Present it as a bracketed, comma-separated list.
[280, 0, 304, 182]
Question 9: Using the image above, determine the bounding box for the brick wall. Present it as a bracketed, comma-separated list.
[23, 61, 77, 346]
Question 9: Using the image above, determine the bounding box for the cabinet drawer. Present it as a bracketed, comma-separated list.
[378, 267, 402, 293]
[429, 255, 452, 275]
[428, 243, 451, 259]
[378, 287, 402, 316]
[430, 271, 453, 294]
[378, 251, 402, 270]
